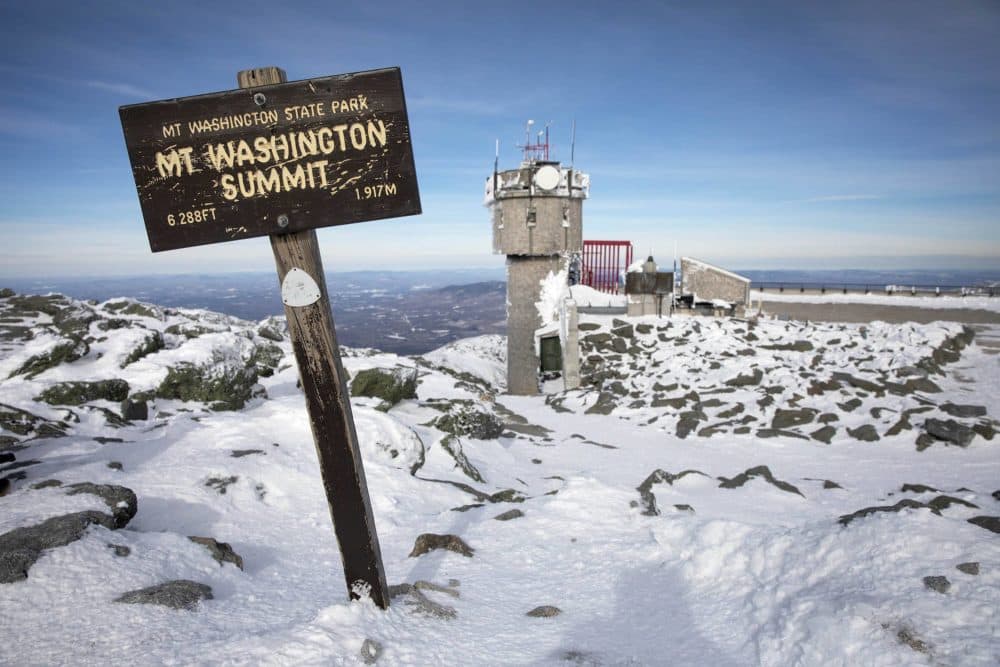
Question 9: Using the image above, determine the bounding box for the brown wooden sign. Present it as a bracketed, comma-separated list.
[119, 67, 420, 252]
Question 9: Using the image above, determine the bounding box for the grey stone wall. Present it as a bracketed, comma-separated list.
[681, 257, 751, 305]
[506, 256, 563, 395]
[493, 196, 583, 256]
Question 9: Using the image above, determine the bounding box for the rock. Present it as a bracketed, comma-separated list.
[635, 469, 708, 516]
[718, 466, 803, 496]
[0, 453, 13, 464]
[360, 638, 383, 664]
[0, 478, 9, 497]
[230, 449, 265, 458]
[115, 580, 213, 610]
[926, 495, 978, 512]
[922, 576, 950, 594]
[675, 412, 701, 439]
[847, 425, 880, 442]
[956, 562, 979, 575]
[973, 421, 996, 441]
[810, 425, 836, 444]
[822, 480, 842, 490]
[756, 428, 809, 440]
[582, 332, 612, 347]
[924, 418, 975, 447]
[584, 392, 617, 415]
[205, 476, 238, 494]
[10, 338, 89, 379]
[120, 331, 164, 368]
[432, 404, 503, 440]
[256, 317, 286, 342]
[1, 511, 122, 583]
[885, 416, 912, 437]
[725, 368, 763, 387]
[65, 483, 137, 528]
[249, 342, 284, 377]
[831, 372, 883, 395]
[940, 403, 987, 418]
[837, 398, 862, 412]
[610, 337, 628, 354]
[188, 536, 244, 570]
[771, 408, 817, 429]
[494, 509, 524, 521]
[409, 533, 474, 558]
[526, 605, 562, 618]
[761, 340, 813, 352]
[635, 324, 653, 335]
[904, 377, 942, 393]
[0, 403, 69, 440]
[108, 543, 130, 557]
[439, 435, 484, 483]
[488, 488, 526, 504]
[611, 323, 633, 339]
[120, 399, 148, 421]
[578, 323, 601, 331]
[901, 483, 937, 494]
[388, 582, 457, 619]
[156, 361, 262, 412]
[839, 499, 939, 526]
[967, 516, 1000, 534]
[107, 461, 123, 471]
[36, 380, 130, 406]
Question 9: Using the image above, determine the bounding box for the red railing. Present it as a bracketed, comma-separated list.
[581, 240, 633, 294]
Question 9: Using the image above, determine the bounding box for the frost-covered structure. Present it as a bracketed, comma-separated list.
[680, 256, 751, 310]
[485, 159, 588, 395]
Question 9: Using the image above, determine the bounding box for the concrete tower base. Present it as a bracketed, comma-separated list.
[506, 255, 562, 395]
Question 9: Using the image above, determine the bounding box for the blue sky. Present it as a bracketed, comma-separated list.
[1, 0, 998, 277]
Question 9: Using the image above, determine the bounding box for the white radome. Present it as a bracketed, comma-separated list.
[533, 164, 561, 191]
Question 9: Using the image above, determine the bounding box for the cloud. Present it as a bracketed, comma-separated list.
[82, 80, 155, 99]
[407, 96, 505, 115]
[795, 195, 882, 203]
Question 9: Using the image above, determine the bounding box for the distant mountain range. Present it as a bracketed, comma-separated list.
[3, 267, 997, 354]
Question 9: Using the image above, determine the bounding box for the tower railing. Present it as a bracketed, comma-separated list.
[581, 240, 633, 294]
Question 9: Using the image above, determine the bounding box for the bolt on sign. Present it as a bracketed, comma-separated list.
[119, 67, 420, 251]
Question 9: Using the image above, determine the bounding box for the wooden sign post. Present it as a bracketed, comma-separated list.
[119, 66, 421, 609]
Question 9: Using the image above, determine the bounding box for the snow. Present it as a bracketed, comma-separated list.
[761, 290, 1000, 313]
[682, 256, 751, 283]
[2, 291, 999, 665]
[568, 284, 626, 308]
[536, 269, 569, 327]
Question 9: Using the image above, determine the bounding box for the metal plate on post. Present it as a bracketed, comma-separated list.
[119, 67, 420, 252]
[281, 267, 322, 307]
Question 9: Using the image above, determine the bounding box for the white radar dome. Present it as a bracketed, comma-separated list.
[533, 165, 561, 191]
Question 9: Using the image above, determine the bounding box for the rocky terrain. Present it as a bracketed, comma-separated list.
[1, 288, 998, 665]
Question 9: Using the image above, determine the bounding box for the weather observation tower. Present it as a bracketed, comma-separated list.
[484, 121, 589, 395]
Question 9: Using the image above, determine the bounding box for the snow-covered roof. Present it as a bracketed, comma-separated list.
[681, 256, 751, 283]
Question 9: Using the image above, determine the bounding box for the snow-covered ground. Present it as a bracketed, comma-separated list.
[1, 291, 998, 666]
[758, 291, 1000, 313]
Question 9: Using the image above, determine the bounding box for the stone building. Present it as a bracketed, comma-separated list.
[680, 256, 751, 307]
[485, 159, 589, 395]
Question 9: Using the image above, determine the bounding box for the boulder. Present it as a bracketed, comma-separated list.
[350, 367, 418, 409]
[924, 418, 975, 447]
[940, 403, 987, 418]
[115, 580, 213, 610]
[408, 533, 474, 558]
[967, 516, 1000, 534]
[847, 425, 880, 442]
[188, 536, 244, 570]
[956, 562, 979, 576]
[526, 605, 562, 618]
[771, 408, 817, 429]
[37, 380, 129, 406]
[156, 362, 262, 411]
[120, 399, 148, 421]
[922, 576, 950, 594]
[10, 338, 89, 379]
[725, 368, 763, 387]
[718, 466, 803, 496]
[432, 404, 503, 440]
[810, 425, 836, 444]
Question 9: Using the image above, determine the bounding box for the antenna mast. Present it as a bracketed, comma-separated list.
[519, 119, 551, 162]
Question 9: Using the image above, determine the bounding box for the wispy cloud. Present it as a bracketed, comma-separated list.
[83, 80, 155, 99]
[408, 96, 505, 115]
[795, 194, 882, 203]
